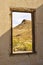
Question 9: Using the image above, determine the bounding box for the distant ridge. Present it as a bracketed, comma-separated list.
[13, 19, 31, 29]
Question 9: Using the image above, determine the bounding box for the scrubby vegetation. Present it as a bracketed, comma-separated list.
[13, 37, 32, 52]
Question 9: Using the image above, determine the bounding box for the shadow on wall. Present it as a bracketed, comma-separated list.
[0, 29, 11, 56]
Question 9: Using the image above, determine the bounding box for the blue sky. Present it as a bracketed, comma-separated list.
[12, 12, 31, 28]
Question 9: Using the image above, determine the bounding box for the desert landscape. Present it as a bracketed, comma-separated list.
[12, 19, 32, 53]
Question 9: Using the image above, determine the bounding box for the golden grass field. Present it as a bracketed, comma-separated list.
[12, 20, 32, 53]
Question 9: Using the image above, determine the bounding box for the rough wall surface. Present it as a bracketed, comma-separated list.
[0, 0, 43, 65]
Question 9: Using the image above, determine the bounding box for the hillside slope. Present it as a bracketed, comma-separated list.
[12, 19, 32, 52]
